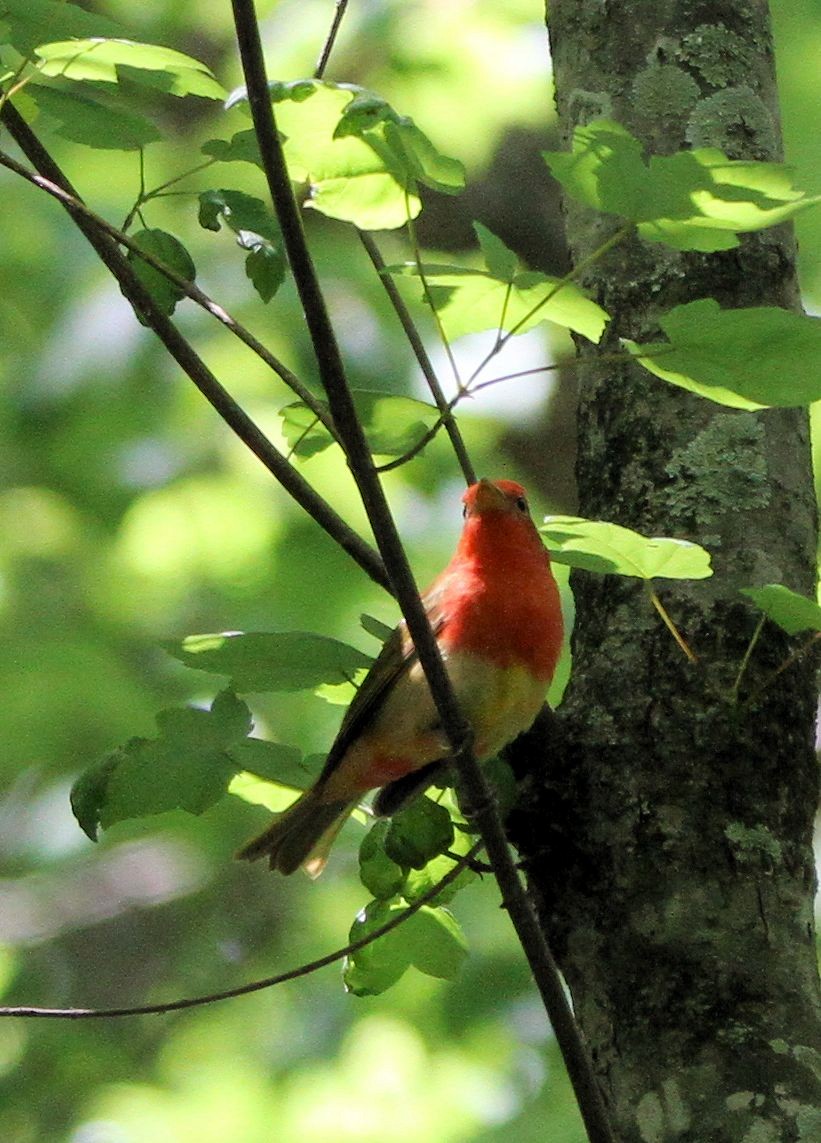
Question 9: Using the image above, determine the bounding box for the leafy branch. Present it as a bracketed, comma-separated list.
[0, 100, 388, 592]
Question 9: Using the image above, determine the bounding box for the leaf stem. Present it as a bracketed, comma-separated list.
[646, 585, 698, 662]
[730, 613, 766, 702]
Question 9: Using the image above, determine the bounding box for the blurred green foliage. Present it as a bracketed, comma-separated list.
[0, 1, 818, 1141]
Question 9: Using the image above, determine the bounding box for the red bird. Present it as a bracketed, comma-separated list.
[238, 478, 563, 875]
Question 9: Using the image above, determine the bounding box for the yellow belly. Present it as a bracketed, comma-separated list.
[321, 649, 546, 800]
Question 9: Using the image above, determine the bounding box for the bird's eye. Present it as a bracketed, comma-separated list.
[462, 504, 468, 518]
[515, 497, 528, 513]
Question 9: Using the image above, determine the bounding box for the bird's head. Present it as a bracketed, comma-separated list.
[462, 478, 531, 521]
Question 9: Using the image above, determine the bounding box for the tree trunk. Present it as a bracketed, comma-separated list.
[511, 2, 821, 1139]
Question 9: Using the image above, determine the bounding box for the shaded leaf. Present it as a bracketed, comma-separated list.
[474, 221, 517, 281]
[541, 515, 713, 580]
[70, 691, 252, 836]
[0, 0, 125, 55]
[198, 189, 286, 302]
[226, 737, 310, 789]
[125, 229, 195, 319]
[343, 901, 410, 996]
[163, 631, 373, 692]
[629, 300, 821, 409]
[740, 585, 821, 635]
[28, 85, 160, 150]
[280, 391, 439, 459]
[360, 613, 394, 644]
[202, 129, 262, 166]
[359, 821, 408, 900]
[384, 796, 454, 869]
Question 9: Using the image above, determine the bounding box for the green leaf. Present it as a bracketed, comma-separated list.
[541, 515, 713, 580]
[34, 37, 226, 99]
[360, 613, 394, 644]
[163, 631, 373, 692]
[391, 263, 608, 343]
[0, 0, 125, 55]
[740, 585, 821, 635]
[226, 79, 464, 229]
[125, 229, 195, 320]
[280, 391, 439, 459]
[28, 85, 161, 150]
[70, 691, 252, 836]
[202, 129, 262, 166]
[403, 905, 468, 979]
[359, 821, 408, 900]
[226, 737, 311, 789]
[629, 300, 821, 409]
[343, 901, 410, 996]
[198, 190, 285, 302]
[474, 222, 517, 281]
[543, 119, 819, 252]
[384, 796, 454, 869]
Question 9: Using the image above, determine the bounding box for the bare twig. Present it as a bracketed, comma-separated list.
[228, 6, 614, 1141]
[361, 231, 477, 484]
[0, 101, 388, 592]
[314, 0, 351, 77]
[0, 844, 480, 1020]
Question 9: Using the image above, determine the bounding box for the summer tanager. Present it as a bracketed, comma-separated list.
[238, 478, 563, 876]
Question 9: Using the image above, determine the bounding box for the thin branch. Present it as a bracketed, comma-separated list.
[0, 101, 388, 593]
[0, 844, 480, 1020]
[0, 145, 337, 440]
[228, 7, 614, 1141]
[361, 231, 477, 484]
[314, 0, 351, 78]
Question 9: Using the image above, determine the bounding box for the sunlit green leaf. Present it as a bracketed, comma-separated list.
[541, 515, 713, 579]
[391, 262, 608, 342]
[164, 631, 373, 692]
[384, 796, 454, 869]
[629, 300, 821, 409]
[359, 821, 408, 900]
[226, 79, 464, 228]
[125, 229, 195, 319]
[740, 584, 821, 635]
[543, 119, 819, 252]
[280, 391, 439, 459]
[34, 37, 226, 98]
[28, 85, 161, 150]
[70, 691, 252, 837]
[474, 221, 517, 281]
[404, 905, 469, 979]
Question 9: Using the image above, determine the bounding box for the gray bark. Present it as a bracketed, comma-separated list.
[511, 2, 821, 1139]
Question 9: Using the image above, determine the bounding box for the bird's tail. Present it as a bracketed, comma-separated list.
[236, 787, 357, 877]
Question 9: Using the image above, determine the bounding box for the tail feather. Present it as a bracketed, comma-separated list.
[236, 788, 356, 877]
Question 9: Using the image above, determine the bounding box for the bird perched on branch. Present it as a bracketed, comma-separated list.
[238, 478, 563, 876]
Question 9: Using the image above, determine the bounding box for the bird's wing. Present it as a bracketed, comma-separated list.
[315, 586, 448, 787]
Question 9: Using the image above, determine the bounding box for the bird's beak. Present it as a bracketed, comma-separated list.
[472, 479, 506, 513]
